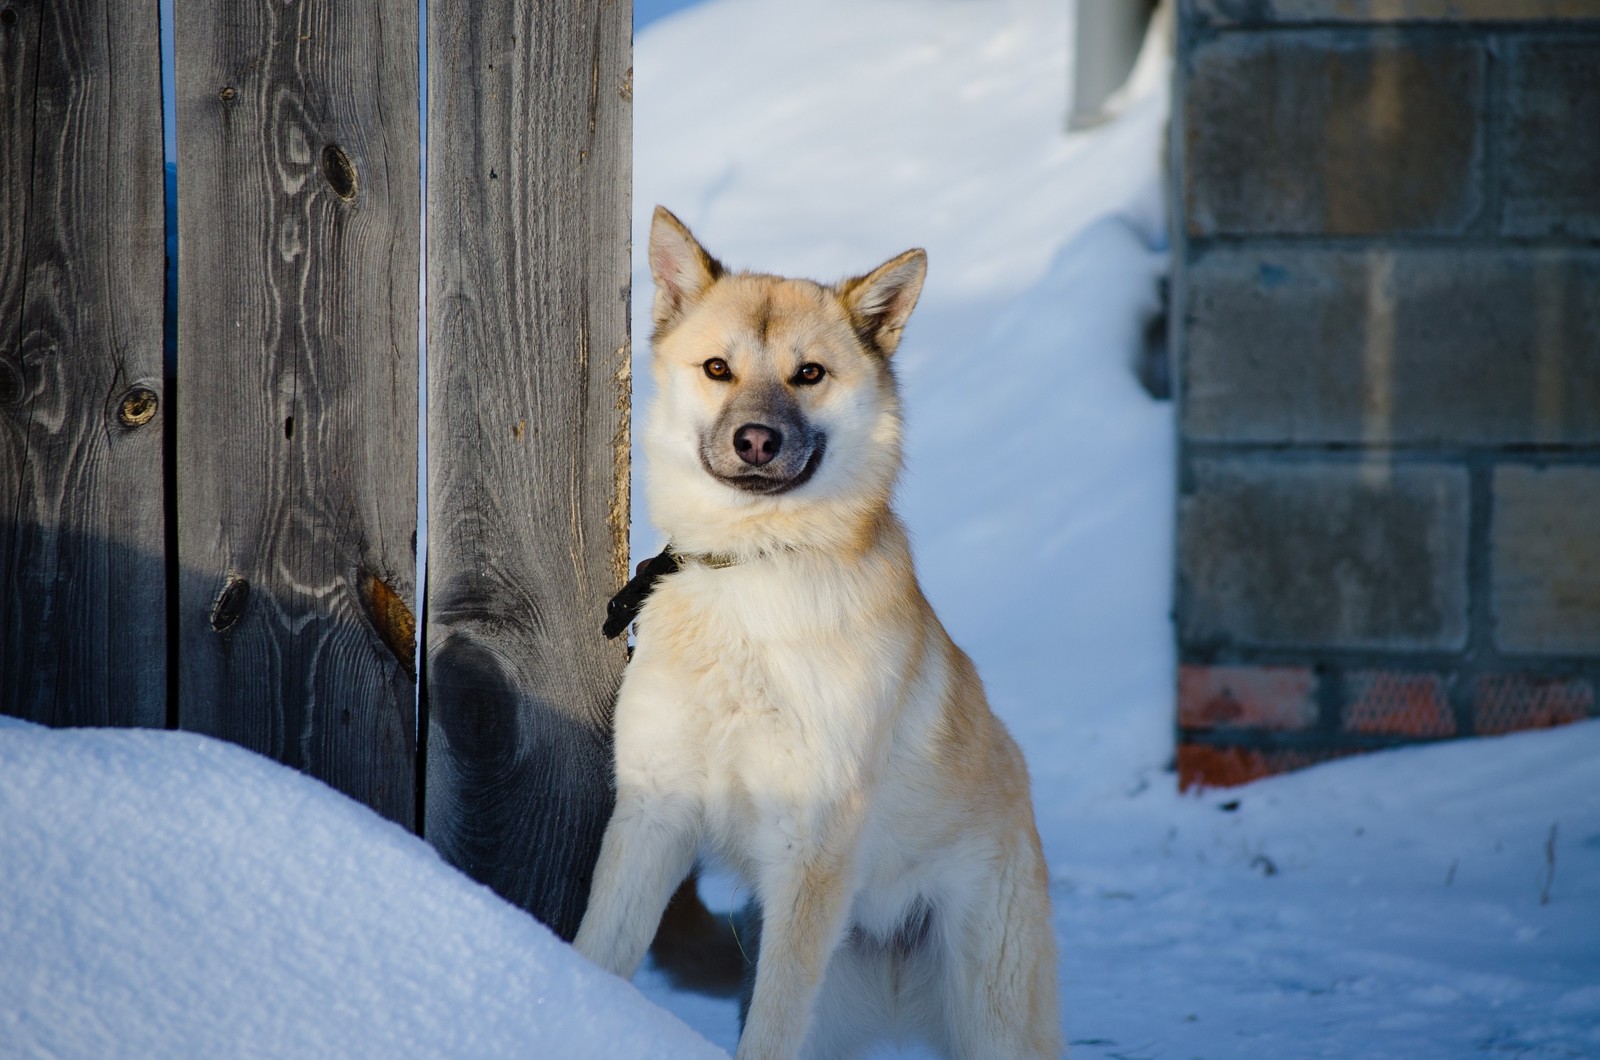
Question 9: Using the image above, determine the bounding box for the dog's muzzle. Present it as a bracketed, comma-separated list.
[701, 431, 826, 495]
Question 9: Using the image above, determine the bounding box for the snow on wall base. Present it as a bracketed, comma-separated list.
[1177, 665, 1598, 790]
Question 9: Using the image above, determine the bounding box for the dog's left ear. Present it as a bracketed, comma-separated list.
[837, 248, 927, 358]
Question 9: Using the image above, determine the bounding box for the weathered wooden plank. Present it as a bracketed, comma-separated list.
[425, 0, 632, 936]
[174, 0, 420, 825]
[0, 0, 166, 727]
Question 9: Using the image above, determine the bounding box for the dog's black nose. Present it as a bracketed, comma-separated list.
[733, 423, 783, 466]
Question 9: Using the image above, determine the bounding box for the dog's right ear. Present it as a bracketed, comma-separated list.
[649, 206, 724, 333]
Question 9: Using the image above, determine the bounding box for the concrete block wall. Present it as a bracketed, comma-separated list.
[1172, 0, 1600, 788]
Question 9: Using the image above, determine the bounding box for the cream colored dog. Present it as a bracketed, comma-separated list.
[574, 207, 1061, 1059]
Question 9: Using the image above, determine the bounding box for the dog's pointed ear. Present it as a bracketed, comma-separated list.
[836, 248, 927, 358]
[649, 206, 724, 332]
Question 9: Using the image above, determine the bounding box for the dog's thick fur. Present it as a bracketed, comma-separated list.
[574, 208, 1062, 1059]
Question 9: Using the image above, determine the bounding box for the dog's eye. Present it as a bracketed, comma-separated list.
[703, 358, 732, 381]
[794, 363, 826, 386]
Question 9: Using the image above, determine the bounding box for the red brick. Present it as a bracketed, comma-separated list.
[1177, 744, 1347, 792]
[1179, 664, 1319, 731]
[1343, 670, 1456, 737]
[1472, 674, 1595, 735]
[1178, 745, 1273, 791]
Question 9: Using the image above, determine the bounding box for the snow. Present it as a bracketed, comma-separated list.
[0, 716, 720, 1059]
[6, 0, 1597, 1057]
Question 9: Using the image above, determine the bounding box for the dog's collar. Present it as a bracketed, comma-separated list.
[601, 544, 742, 639]
[671, 548, 741, 570]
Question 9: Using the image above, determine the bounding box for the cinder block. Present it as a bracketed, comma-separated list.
[1181, 247, 1600, 445]
[1176, 744, 1350, 792]
[1342, 670, 1455, 737]
[1184, 32, 1484, 236]
[1179, 664, 1320, 730]
[1178, 458, 1469, 651]
[1472, 674, 1594, 734]
[1503, 37, 1600, 238]
[1492, 465, 1600, 655]
[1192, 0, 1600, 24]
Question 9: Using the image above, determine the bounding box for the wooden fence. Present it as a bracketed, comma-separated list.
[0, 0, 631, 941]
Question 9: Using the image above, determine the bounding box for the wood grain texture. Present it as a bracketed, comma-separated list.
[425, 0, 632, 937]
[0, 0, 166, 727]
[174, 0, 420, 825]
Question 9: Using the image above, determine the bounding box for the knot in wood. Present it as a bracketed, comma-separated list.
[358, 571, 416, 678]
[322, 143, 358, 201]
[118, 387, 159, 428]
[218, 85, 236, 102]
[0, 8, 18, 29]
[210, 575, 250, 633]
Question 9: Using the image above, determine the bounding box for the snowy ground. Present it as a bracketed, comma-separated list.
[5, 0, 1597, 1058]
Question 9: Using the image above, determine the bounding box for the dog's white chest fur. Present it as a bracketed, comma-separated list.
[627, 556, 920, 879]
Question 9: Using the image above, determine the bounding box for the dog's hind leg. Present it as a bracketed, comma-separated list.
[938, 831, 1063, 1059]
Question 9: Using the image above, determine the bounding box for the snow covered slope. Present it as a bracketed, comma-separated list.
[0, 716, 719, 1059]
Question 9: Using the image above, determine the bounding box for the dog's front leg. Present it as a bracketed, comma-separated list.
[573, 786, 699, 978]
[738, 814, 861, 1060]
[574, 675, 701, 979]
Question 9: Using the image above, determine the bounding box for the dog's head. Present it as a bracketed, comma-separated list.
[643, 206, 926, 555]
